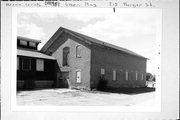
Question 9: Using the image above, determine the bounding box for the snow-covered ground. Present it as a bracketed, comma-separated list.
[17, 88, 155, 106]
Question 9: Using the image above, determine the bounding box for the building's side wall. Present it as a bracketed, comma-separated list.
[90, 45, 146, 89]
[17, 56, 56, 89]
[52, 33, 91, 90]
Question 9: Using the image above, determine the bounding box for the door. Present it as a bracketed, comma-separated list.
[76, 71, 81, 83]
[61, 72, 69, 88]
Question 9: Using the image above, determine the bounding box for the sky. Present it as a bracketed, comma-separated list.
[17, 8, 160, 74]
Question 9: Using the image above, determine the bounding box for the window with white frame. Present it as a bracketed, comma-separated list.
[135, 71, 138, 80]
[17, 57, 19, 70]
[22, 58, 31, 71]
[29, 42, 36, 47]
[126, 71, 128, 80]
[113, 69, 116, 80]
[36, 59, 44, 71]
[20, 40, 28, 46]
[101, 68, 105, 75]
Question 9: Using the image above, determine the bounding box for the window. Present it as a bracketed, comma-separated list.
[126, 71, 128, 80]
[141, 72, 144, 80]
[29, 42, 36, 47]
[36, 59, 44, 71]
[17, 57, 19, 70]
[135, 71, 138, 80]
[76, 45, 81, 58]
[101, 68, 105, 75]
[22, 58, 31, 71]
[113, 69, 116, 80]
[76, 70, 81, 83]
[20, 40, 27, 46]
[63, 47, 70, 66]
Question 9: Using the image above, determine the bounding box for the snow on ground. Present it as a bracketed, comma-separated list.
[17, 88, 155, 106]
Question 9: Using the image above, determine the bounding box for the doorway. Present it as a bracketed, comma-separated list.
[61, 72, 69, 88]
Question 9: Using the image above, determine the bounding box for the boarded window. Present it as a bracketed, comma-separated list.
[22, 58, 31, 71]
[36, 59, 44, 71]
[63, 47, 70, 66]
[101, 68, 105, 75]
[113, 69, 116, 80]
[17, 57, 19, 70]
[141, 72, 144, 80]
[126, 71, 128, 80]
[29, 42, 36, 47]
[76, 71, 81, 83]
[135, 71, 138, 80]
[76, 45, 81, 58]
[20, 40, 27, 46]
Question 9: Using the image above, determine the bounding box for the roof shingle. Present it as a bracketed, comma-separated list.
[17, 49, 56, 60]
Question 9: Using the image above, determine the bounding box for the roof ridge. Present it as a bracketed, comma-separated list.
[60, 27, 147, 59]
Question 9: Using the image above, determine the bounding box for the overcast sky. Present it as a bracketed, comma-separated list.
[17, 8, 160, 74]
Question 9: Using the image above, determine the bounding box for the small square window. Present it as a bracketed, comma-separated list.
[29, 42, 36, 47]
[20, 40, 27, 46]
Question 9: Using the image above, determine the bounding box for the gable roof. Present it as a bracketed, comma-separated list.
[41, 27, 147, 59]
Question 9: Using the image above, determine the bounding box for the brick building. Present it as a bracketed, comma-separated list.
[40, 27, 147, 90]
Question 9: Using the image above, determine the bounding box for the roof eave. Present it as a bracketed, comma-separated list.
[41, 27, 148, 60]
[17, 36, 41, 43]
[40, 27, 92, 53]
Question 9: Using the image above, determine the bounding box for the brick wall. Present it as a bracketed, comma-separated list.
[47, 32, 147, 90]
[90, 44, 146, 89]
[52, 33, 91, 90]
